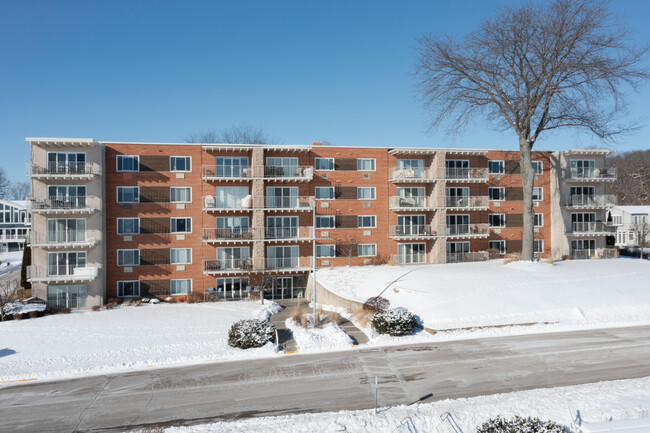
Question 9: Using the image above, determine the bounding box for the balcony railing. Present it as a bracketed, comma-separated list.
[389, 253, 427, 265]
[446, 223, 490, 236]
[566, 167, 617, 181]
[28, 231, 95, 246]
[0, 233, 28, 242]
[28, 162, 100, 177]
[445, 167, 489, 181]
[568, 222, 616, 234]
[263, 196, 314, 209]
[203, 258, 254, 272]
[388, 167, 430, 181]
[202, 226, 314, 242]
[201, 165, 251, 180]
[445, 196, 489, 209]
[446, 251, 489, 263]
[30, 196, 99, 212]
[266, 256, 313, 269]
[27, 265, 98, 281]
[563, 194, 617, 207]
[389, 196, 446, 209]
[203, 195, 314, 211]
[255, 165, 313, 180]
[389, 225, 438, 237]
[571, 248, 618, 260]
[203, 256, 313, 273]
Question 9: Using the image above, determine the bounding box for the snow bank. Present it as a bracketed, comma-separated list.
[317, 259, 650, 331]
[0, 301, 280, 383]
[162, 376, 650, 433]
[285, 317, 353, 352]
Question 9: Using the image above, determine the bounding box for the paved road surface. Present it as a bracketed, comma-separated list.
[2, 325, 650, 432]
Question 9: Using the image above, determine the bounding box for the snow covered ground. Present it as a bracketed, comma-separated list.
[285, 316, 353, 352]
[160, 376, 650, 433]
[0, 251, 23, 276]
[317, 258, 650, 333]
[0, 301, 281, 384]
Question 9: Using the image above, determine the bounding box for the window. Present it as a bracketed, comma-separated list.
[398, 243, 426, 264]
[316, 245, 335, 258]
[633, 215, 647, 225]
[533, 239, 544, 253]
[117, 155, 139, 172]
[489, 240, 506, 254]
[171, 217, 191, 233]
[266, 186, 298, 208]
[488, 160, 504, 174]
[534, 213, 543, 227]
[170, 156, 191, 172]
[170, 187, 191, 203]
[217, 246, 250, 269]
[611, 215, 622, 226]
[215, 157, 248, 178]
[488, 187, 505, 201]
[47, 251, 86, 276]
[532, 161, 543, 174]
[117, 218, 140, 235]
[214, 186, 248, 209]
[357, 158, 376, 171]
[314, 158, 334, 171]
[357, 215, 376, 228]
[117, 249, 140, 266]
[267, 216, 298, 238]
[357, 187, 376, 200]
[215, 216, 249, 234]
[617, 231, 626, 244]
[117, 187, 139, 203]
[489, 214, 506, 227]
[629, 231, 636, 242]
[358, 244, 377, 257]
[171, 248, 192, 264]
[47, 285, 87, 309]
[316, 216, 335, 229]
[47, 218, 86, 243]
[47, 152, 86, 173]
[118, 281, 140, 297]
[171, 279, 192, 295]
[532, 187, 543, 201]
[267, 245, 299, 268]
[315, 186, 335, 200]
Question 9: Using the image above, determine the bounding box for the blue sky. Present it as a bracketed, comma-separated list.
[1, 0, 649, 183]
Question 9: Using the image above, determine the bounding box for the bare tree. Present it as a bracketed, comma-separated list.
[336, 237, 358, 267]
[9, 181, 30, 200]
[0, 168, 11, 198]
[414, 0, 648, 260]
[632, 219, 650, 259]
[185, 123, 279, 144]
[0, 279, 20, 321]
[607, 150, 650, 205]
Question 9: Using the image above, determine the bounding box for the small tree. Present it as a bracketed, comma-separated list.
[632, 219, 650, 259]
[0, 279, 20, 321]
[20, 245, 31, 291]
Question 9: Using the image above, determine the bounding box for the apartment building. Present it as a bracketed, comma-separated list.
[25, 138, 618, 308]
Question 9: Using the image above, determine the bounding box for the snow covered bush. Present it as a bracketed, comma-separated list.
[228, 319, 276, 349]
[476, 415, 570, 433]
[371, 307, 417, 336]
[362, 296, 390, 314]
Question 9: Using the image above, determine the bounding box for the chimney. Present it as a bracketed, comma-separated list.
[312, 140, 322, 146]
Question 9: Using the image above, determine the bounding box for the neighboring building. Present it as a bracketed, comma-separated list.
[25, 138, 619, 308]
[0, 199, 31, 252]
[607, 205, 650, 248]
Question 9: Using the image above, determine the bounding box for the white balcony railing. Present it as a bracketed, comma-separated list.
[567, 167, 617, 180]
[28, 162, 100, 177]
[446, 223, 490, 236]
[389, 253, 427, 265]
[389, 225, 438, 237]
[571, 248, 618, 260]
[202, 226, 314, 242]
[30, 196, 99, 212]
[27, 265, 98, 281]
[0, 233, 28, 242]
[445, 196, 489, 208]
[446, 251, 489, 263]
[28, 231, 95, 246]
[568, 222, 616, 234]
[203, 256, 313, 273]
[389, 167, 430, 181]
[256, 165, 313, 180]
[563, 194, 617, 207]
[444, 167, 489, 181]
[202, 165, 250, 180]
[203, 195, 314, 211]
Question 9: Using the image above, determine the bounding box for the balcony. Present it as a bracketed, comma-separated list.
[256, 165, 313, 182]
[445, 196, 489, 210]
[203, 256, 313, 274]
[266, 256, 313, 271]
[203, 258, 254, 274]
[444, 167, 489, 182]
[203, 196, 314, 212]
[565, 167, 617, 182]
[27, 162, 100, 179]
[563, 194, 617, 208]
[445, 223, 490, 239]
[0, 233, 28, 242]
[202, 226, 314, 243]
[389, 196, 444, 211]
[571, 248, 618, 260]
[389, 225, 440, 240]
[28, 232, 97, 249]
[388, 167, 435, 183]
[446, 251, 489, 263]
[27, 265, 98, 283]
[566, 222, 616, 236]
[389, 253, 427, 265]
[30, 196, 100, 214]
[201, 165, 250, 181]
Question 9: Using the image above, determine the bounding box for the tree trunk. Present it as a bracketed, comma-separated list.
[519, 137, 535, 261]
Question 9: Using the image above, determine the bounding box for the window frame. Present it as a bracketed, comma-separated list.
[532, 161, 543, 175]
[170, 279, 192, 295]
[533, 239, 544, 253]
[357, 243, 377, 257]
[488, 160, 504, 175]
[170, 217, 192, 233]
[488, 213, 506, 228]
[488, 187, 505, 201]
[117, 249, 140, 267]
[316, 244, 336, 258]
[170, 248, 192, 264]
[316, 216, 335, 229]
[170, 186, 192, 203]
[117, 218, 140, 235]
[116, 186, 140, 203]
[357, 187, 376, 200]
[532, 187, 543, 201]
[170, 156, 191, 172]
[314, 157, 334, 171]
[116, 155, 140, 172]
[534, 213, 544, 227]
[315, 186, 335, 200]
[488, 240, 506, 254]
[357, 215, 377, 228]
[117, 280, 140, 297]
[357, 158, 376, 171]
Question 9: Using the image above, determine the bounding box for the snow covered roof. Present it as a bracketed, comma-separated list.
[0, 199, 30, 210]
[615, 206, 650, 215]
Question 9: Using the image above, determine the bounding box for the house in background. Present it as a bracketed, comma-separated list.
[0, 199, 31, 252]
[608, 205, 650, 248]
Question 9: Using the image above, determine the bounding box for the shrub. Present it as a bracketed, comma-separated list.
[104, 302, 115, 310]
[61, 308, 71, 314]
[363, 296, 390, 314]
[91, 305, 100, 312]
[372, 308, 417, 336]
[13, 313, 22, 320]
[28, 311, 39, 319]
[187, 292, 204, 304]
[227, 319, 276, 349]
[353, 306, 372, 328]
[476, 415, 569, 433]
[165, 297, 175, 303]
[50, 308, 59, 314]
[291, 303, 303, 324]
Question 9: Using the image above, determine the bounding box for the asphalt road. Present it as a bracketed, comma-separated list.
[2, 325, 650, 432]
